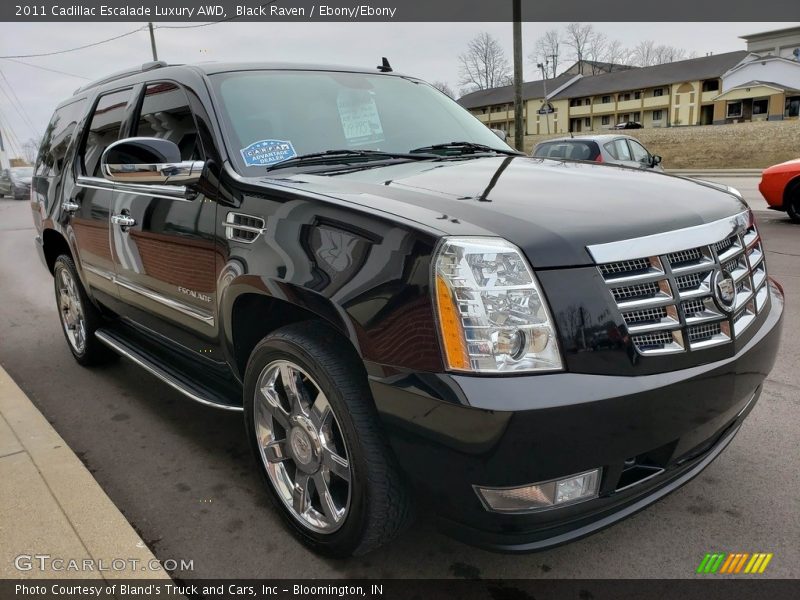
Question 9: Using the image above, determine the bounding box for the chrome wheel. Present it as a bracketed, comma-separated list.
[254, 360, 352, 533]
[57, 267, 86, 354]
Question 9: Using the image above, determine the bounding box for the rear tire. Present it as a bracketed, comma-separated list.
[53, 255, 115, 366]
[244, 321, 412, 557]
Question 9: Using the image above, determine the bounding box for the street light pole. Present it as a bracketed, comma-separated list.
[148, 22, 159, 61]
[512, 0, 523, 151]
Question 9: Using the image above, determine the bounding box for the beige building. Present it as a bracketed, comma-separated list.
[549, 51, 748, 131]
[458, 73, 580, 137]
[740, 26, 800, 60]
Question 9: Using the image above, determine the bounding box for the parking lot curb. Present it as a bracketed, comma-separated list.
[0, 365, 171, 580]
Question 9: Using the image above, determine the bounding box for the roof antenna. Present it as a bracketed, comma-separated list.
[377, 57, 393, 73]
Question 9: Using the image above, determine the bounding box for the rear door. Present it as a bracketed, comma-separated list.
[627, 139, 655, 170]
[109, 81, 219, 351]
[604, 137, 640, 168]
[70, 88, 136, 301]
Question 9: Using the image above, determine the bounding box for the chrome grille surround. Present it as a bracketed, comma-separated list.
[588, 211, 769, 355]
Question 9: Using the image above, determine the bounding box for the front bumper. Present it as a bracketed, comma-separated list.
[368, 282, 783, 552]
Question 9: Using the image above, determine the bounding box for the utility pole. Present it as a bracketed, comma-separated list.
[537, 61, 551, 134]
[148, 22, 159, 61]
[512, 0, 523, 151]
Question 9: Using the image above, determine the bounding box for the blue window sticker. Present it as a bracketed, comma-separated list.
[240, 139, 297, 166]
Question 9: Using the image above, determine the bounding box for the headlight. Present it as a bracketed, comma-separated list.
[433, 237, 562, 373]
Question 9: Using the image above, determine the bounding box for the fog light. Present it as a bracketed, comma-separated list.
[476, 469, 601, 513]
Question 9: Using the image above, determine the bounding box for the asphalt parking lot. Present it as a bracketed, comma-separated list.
[0, 176, 797, 579]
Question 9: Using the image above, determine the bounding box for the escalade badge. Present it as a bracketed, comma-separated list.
[713, 269, 736, 312]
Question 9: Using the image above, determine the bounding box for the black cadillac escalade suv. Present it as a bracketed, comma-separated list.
[32, 61, 783, 557]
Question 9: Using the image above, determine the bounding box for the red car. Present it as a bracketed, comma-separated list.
[760, 158, 800, 223]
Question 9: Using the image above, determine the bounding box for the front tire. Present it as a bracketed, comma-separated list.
[244, 322, 412, 557]
[53, 255, 115, 366]
[786, 193, 800, 224]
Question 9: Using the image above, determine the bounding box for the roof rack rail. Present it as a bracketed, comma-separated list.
[73, 61, 171, 95]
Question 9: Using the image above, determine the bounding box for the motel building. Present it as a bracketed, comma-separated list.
[458, 26, 800, 137]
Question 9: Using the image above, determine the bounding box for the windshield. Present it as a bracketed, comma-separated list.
[210, 70, 512, 172]
[11, 167, 33, 178]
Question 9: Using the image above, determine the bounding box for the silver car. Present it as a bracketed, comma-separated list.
[532, 134, 663, 171]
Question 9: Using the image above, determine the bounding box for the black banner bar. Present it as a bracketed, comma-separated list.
[2, 0, 800, 22]
[2, 579, 800, 600]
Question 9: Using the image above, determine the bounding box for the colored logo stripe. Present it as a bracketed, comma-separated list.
[697, 552, 773, 574]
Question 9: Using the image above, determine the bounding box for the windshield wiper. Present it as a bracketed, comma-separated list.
[409, 141, 523, 157]
[265, 149, 436, 171]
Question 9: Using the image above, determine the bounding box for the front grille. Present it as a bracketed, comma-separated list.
[594, 212, 769, 355]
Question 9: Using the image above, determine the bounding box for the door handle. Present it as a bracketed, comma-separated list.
[62, 201, 80, 213]
[111, 214, 136, 228]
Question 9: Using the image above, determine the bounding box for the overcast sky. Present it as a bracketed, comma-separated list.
[1, 21, 797, 151]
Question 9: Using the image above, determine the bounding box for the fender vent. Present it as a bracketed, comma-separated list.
[224, 213, 264, 243]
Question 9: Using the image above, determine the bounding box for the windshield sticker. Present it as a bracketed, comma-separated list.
[240, 139, 297, 166]
[336, 91, 384, 145]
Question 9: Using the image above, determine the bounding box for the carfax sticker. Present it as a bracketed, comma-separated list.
[240, 139, 297, 166]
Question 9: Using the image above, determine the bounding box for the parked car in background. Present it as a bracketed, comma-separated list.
[0, 166, 33, 199]
[612, 121, 643, 130]
[532, 134, 663, 171]
[759, 158, 800, 223]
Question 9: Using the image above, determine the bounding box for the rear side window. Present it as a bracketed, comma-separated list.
[36, 99, 87, 178]
[135, 82, 202, 160]
[534, 141, 598, 161]
[80, 88, 133, 177]
[605, 139, 632, 161]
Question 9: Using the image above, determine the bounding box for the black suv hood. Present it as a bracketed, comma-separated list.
[260, 156, 748, 268]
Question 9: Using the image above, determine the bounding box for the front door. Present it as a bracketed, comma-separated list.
[70, 87, 135, 301]
[109, 82, 219, 353]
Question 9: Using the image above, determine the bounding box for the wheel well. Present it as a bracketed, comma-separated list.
[230, 294, 357, 379]
[784, 176, 800, 205]
[42, 229, 72, 274]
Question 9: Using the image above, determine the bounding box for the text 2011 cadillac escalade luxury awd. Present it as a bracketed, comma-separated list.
[31, 61, 783, 556]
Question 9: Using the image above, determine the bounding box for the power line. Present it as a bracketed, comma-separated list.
[0, 58, 90, 80]
[0, 72, 41, 138]
[0, 109, 24, 157]
[0, 26, 146, 59]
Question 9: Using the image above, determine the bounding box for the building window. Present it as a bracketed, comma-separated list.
[633, 112, 641, 121]
[634, 91, 642, 100]
[584, 118, 591, 127]
[601, 115, 610, 125]
[620, 93, 631, 101]
[653, 88, 664, 97]
[652, 110, 663, 121]
[727, 101, 743, 118]
[752, 98, 769, 115]
[702, 79, 720, 92]
[601, 95, 612, 103]
[585, 98, 591, 106]
[786, 96, 800, 117]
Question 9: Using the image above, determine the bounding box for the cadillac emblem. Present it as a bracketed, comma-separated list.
[713, 269, 737, 312]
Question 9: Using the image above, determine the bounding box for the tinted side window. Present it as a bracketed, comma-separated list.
[135, 82, 201, 160]
[80, 89, 132, 177]
[532, 143, 553, 158]
[36, 99, 87, 178]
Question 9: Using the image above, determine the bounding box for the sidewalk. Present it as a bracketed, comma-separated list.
[0, 365, 170, 580]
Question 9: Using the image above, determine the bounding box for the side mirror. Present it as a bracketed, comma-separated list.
[101, 137, 204, 186]
[490, 128, 507, 142]
[651, 155, 662, 166]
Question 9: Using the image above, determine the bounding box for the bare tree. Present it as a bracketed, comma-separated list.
[631, 40, 695, 66]
[458, 32, 512, 92]
[585, 31, 609, 74]
[21, 137, 41, 165]
[603, 39, 632, 69]
[431, 80, 456, 99]
[528, 29, 560, 78]
[563, 23, 595, 69]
